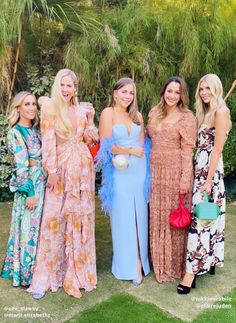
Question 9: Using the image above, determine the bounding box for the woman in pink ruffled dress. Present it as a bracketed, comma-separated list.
[28, 69, 99, 299]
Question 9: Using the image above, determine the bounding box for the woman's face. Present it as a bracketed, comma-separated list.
[163, 81, 181, 108]
[61, 75, 76, 103]
[18, 95, 37, 125]
[114, 84, 134, 109]
[199, 80, 212, 104]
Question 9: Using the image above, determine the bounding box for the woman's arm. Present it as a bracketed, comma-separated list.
[179, 112, 197, 194]
[203, 107, 230, 194]
[7, 129, 36, 209]
[83, 103, 99, 144]
[99, 107, 113, 141]
[138, 112, 145, 145]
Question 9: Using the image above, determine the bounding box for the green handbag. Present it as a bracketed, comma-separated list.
[194, 191, 220, 220]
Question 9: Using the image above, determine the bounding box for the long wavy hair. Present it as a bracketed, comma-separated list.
[51, 68, 78, 137]
[195, 74, 227, 127]
[7, 91, 39, 128]
[109, 77, 140, 125]
[153, 76, 189, 124]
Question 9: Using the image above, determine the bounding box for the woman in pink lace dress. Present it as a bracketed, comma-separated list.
[28, 69, 99, 299]
[147, 76, 197, 283]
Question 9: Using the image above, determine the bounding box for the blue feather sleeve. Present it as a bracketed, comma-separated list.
[97, 137, 116, 215]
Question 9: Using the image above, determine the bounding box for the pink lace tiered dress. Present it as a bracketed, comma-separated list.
[147, 108, 197, 282]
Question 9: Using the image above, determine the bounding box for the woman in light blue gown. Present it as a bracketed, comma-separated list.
[98, 77, 150, 285]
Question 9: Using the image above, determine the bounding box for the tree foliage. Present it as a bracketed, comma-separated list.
[0, 0, 235, 186]
[64, 0, 236, 117]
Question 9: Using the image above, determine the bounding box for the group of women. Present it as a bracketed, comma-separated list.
[1, 69, 231, 299]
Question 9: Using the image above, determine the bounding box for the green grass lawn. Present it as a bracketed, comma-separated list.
[0, 200, 235, 323]
[68, 289, 236, 323]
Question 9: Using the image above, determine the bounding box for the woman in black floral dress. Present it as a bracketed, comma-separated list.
[177, 74, 231, 294]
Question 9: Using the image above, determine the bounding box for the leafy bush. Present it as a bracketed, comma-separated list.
[26, 64, 55, 97]
[224, 93, 236, 176]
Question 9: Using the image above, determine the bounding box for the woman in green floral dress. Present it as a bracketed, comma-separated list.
[1, 91, 46, 287]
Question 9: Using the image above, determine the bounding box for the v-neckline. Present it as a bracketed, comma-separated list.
[113, 123, 134, 137]
[68, 106, 77, 135]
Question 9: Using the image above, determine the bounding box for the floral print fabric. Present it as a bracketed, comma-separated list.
[147, 109, 197, 282]
[27, 104, 98, 298]
[186, 125, 226, 275]
[1, 125, 46, 286]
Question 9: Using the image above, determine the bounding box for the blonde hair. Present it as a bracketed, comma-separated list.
[154, 76, 189, 124]
[7, 91, 39, 128]
[195, 74, 226, 127]
[109, 77, 140, 124]
[51, 68, 78, 137]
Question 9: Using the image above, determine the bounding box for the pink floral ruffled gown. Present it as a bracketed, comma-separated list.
[27, 104, 99, 298]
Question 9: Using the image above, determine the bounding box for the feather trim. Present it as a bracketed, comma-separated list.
[97, 137, 116, 215]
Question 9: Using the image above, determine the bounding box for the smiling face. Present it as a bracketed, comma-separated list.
[60, 75, 76, 103]
[18, 95, 37, 126]
[114, 84, 134, 110]
[199, 80, 213, 104]
[163, 81, 181, 109]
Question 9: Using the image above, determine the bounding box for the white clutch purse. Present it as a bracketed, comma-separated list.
[112, 154, 129, 170]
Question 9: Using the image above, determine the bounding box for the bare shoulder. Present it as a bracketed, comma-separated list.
[215, 106, 231, 130]
[38, 96, 55, 115]
[100, 107, 113, 119]
[216, 106, 230, 117]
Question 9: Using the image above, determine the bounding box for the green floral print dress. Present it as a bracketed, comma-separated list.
[1, 124, 46, 286]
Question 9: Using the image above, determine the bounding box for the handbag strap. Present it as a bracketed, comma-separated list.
[203, 191, 210, 202]
[179, 193, 184, 207]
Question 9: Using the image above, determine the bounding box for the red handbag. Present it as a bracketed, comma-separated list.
[169, 194, 191, 229]
[88, 143, 100, 160]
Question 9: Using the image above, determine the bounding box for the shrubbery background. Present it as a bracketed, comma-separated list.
[0, 0, 235, 201]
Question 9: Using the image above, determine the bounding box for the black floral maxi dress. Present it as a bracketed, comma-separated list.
[186, 125, 226, 275]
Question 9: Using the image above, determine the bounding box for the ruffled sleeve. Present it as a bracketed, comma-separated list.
[7, 128, 35, 197]
[178, 111, 197, 188]
[40, 105, 57, 174]
[80, 105, 99, 143]
[83, 124, 99, 143]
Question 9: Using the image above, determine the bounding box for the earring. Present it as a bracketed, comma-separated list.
[74, 91, 78, 97]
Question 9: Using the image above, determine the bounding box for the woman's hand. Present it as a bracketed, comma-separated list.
[201, 180, 212, 194]
[130, 147, 144, 157]
[85, 104, 95, 123]
[46, 173, 59, 191]
[25, 196, 36, 210]
[179, 182, 189, 195]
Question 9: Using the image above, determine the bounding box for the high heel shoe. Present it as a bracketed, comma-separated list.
[132, 277, 143, 286]
[177, 276, 196, 295]
[209, 265, 215, 275]
[32, 291, 45, 300]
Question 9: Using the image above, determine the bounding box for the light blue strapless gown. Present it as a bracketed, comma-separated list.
[111, 124, 150, 280]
